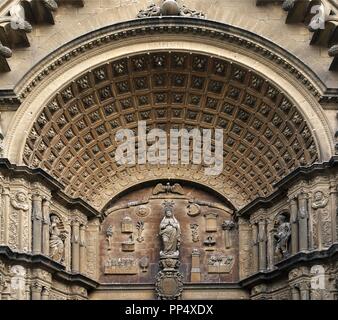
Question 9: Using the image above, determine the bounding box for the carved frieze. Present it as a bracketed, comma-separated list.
[104, 257, 138, 275]
[207, 254, 235, 274]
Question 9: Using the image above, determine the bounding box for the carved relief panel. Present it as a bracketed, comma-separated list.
[99, 182, 238, 284]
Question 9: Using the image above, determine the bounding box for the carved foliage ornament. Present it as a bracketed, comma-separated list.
[137, 0, 205, 19]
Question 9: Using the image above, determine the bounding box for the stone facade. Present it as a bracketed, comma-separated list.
[0, 0, 337, 300]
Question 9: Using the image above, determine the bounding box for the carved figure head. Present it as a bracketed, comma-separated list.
[162, 200, 175, 217]
[50, 215, 60, 225]
[16, 192, 26, 203]
[314, 191, 324, 202]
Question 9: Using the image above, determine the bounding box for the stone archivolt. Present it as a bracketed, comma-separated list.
[22, 52, 319, 210]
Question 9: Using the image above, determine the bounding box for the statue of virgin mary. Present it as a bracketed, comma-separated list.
[159, 201, 181, 258]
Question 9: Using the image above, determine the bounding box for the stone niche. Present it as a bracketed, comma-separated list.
[99, 182, 239, 284]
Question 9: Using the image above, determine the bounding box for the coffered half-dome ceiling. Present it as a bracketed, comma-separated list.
[22, 51, 319, 210]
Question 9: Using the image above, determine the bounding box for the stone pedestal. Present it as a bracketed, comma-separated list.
[190, 249, 201, 282]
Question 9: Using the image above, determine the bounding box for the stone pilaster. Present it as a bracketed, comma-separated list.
[299, 282, 310, 300]
[2, 187, 10, 245]
[329, 181, 337, 243]
[42, 198, 51, 256]
[258, 220, 267, 271]
[71, 219, 80, 273]
[251, 223, 259, 273]
[289, 197, 298, 254]
[41, 287, 50, 300]
[31, 282, 42, 300]
[32, 194, 43, 254]
[298, 192, 309, 251]
[79, 224, 86, 274]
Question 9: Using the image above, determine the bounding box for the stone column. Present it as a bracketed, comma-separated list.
[290, 197, 299, 254]
[252, 223, 259, 273]
[298, 193, 309, 251]
[258, 220, 267, 271]
[42, 198, 51, 256]
[267, 223, 275, 270]
[291, 285, 300, 300]
[32, 194, 43, 254]
[2, 187, 10, 245]
[41, 287, 50, 300]
[0, 187, 2, 244]
[299, 282, 310, 300]
[79, 224, 86, 274]
[329, 182, 337, 243]
[71, 219, 80, 273]
[31, 282, 42, 300]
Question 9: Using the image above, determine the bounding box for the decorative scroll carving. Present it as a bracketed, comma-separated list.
[207, 254, 235, 274]
[104, 257, 138, 275]
[137, 0, 205, 19]
[9, 192, 29, 250]
[153, 183, 184, 196]
[273, 214, 291, 258]
[49, 215, 67, 263]
[136, 221, 145, 243]
[190, 224, 200, 242]
[155, 270, 184, 300]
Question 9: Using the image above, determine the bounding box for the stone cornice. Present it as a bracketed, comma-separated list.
[3, 17, 336, 106]
[0, 246, 99, 290]
[238, 156, 338, 217]
[0, 159, 100, 219]
[239, 243, 338, 288]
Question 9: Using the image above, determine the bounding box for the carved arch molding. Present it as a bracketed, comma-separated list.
[21, 51, 320, 211]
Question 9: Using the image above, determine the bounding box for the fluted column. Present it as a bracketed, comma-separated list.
[298, 193, 309, 251]
[258, 220, 267, 271]
[290, 197, 298, 254]
[42, 198, 51, 256]
[32, 194, 43, 254]
[71, 219, 80, 273]
[252, 223, 259, 273]
[31, 282, 42, 300]
[79, 224, 86, 274]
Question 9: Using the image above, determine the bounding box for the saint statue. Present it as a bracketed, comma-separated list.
[274, 214, 291, 257]
[49, 215, 66, 263]
[159, 201, 181, 258]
